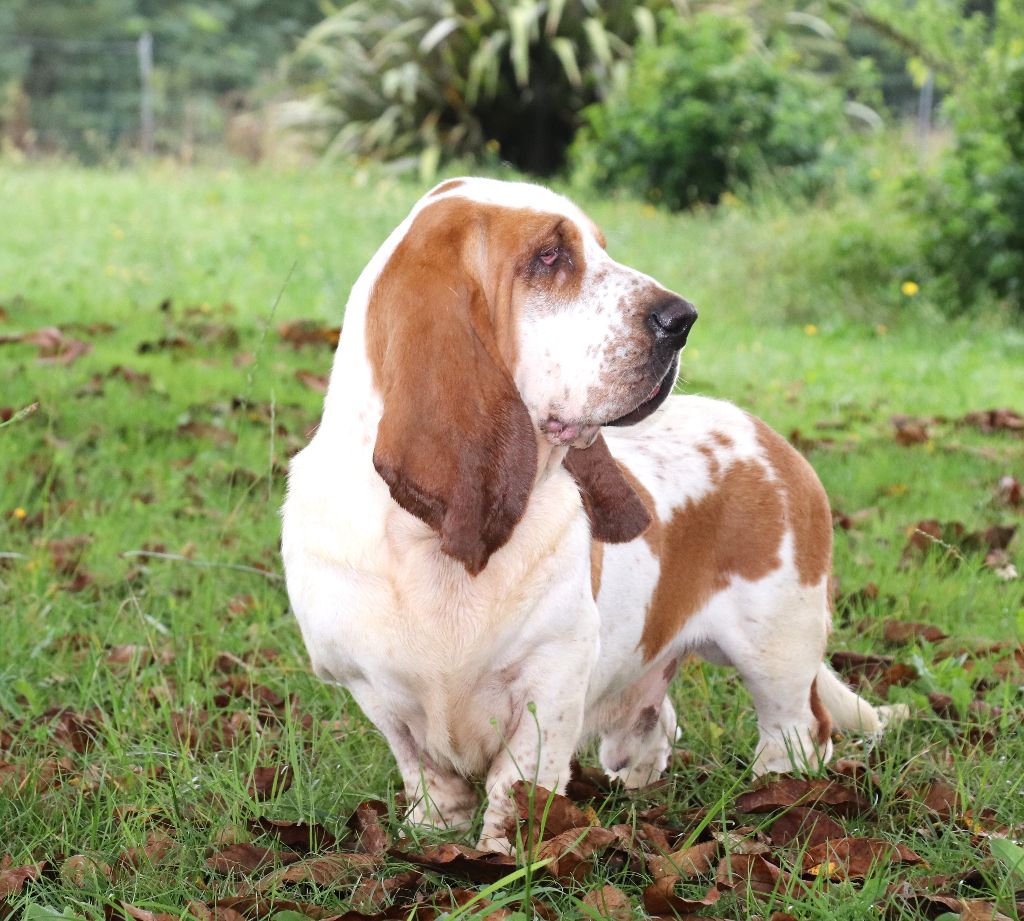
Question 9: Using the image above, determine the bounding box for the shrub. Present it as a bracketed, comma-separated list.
[289, 0, 675, 176]
[911, 0, 1024, 313]
[569, 12, 851, 210]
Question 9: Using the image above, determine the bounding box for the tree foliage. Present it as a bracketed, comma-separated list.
[288, 0, 683, 176]
[569, 12, 851, 209]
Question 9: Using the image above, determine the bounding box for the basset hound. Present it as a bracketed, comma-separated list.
[281, 177, 905, 851]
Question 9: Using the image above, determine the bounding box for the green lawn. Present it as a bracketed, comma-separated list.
[1, 164, 1022, 920]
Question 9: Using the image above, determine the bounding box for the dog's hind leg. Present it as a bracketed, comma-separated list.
[596, 657, 680, 788]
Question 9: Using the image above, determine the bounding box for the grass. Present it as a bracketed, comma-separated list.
[0, 162, 1022, 920]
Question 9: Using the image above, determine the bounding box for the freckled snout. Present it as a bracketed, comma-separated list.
[648, 296, 698, 348]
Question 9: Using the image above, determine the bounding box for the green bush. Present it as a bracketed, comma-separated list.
[289, 0, 676, 176]
[569, 12, 851, 209]
[912, 0, 1024, 313]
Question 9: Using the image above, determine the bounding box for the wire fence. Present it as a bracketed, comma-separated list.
[0, 33, 267, 161]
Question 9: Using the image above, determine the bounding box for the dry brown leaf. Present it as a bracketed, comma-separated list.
[390, 843, 515, 885]
[892, 415, 931, 445]
[582, 884, 633, 921]
[247, 764, 293, 801]
[802, 837, 924, 879]
[512, 781, 590, 843]
[59, 852, 114, 889]
[996, 475, 1022, 507]
[536, 826, 618, 881]
[962, 408, 1024, 434]
[345, 800, 391, 855]
[249, 818, 336, 854]
[295, 369, 330, 393]
[736, 777, 870, 817]
[0, 860, 49, 898]
[715, 853, 796, 896]
[767, 806, 845, 848]
[118, 830, 175, 871]
[643, 876, 721, 914]
[883, 620, 948, 645]
[647, 840, 719, 880]
[278, 320, 341, 349]
[254, 852, 379, 891]
[117, 904, 179, 921]
[206, 843, 297, 875]
[350, 870, 422, 911]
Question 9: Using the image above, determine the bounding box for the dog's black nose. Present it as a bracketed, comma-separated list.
[648, 296, 698, 344]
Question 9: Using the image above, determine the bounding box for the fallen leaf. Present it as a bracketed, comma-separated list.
[767, 807, 845, 848]
[916, 781, 961, 819]
[249, 818, 336, 854]
[883, 620, 948, 645]
[346, 800, 391, 854]
[117, 903, 179, 921]
[119, 830, 175, 870]
[536, 826, 618, 881]
[0, 860, 49, 898]
[350, 870, 422, 911]
[996, 475, 1022, 507]
[206, 843, 297, 875]
[247, 764, 293, 801]
[642, 876, 721, 914]
[892, 415, 931, 445]
[390, 843, 515, 884]
[802, 837, 924, 879]
[736, 778, 870, 817]
[254, 852, 379, 891]
[962, 408, 1024, 434]
[647, 839, 719, 879]
[716, 853, 795, 896]
[59, 854, 113, 889]
[582, 884, 633, 921]
[295, 369, 329, 393]
[512, 781, 590, 843]
[278, 320, 340, 349]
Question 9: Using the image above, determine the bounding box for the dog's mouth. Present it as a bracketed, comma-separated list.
[605, 356, 679, 427]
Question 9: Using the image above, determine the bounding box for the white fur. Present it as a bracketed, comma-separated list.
[281, 179, 901, 851]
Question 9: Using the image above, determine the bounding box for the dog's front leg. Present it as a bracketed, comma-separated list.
[477, 619, 599, 853]
[350, 683, 479, 831]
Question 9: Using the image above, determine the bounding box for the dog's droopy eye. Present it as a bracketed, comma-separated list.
[538, 248, 560, 267]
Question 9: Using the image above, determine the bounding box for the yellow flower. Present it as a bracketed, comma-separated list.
[13, 507, 26, 520]
[901, 280, 920, 296]
[804, 323, 818, 336]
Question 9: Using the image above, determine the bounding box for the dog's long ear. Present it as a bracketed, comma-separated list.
[367, 202, 538, 576]
[564, 435, 652, 543]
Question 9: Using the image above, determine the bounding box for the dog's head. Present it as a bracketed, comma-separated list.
[365, 178, 696, 574]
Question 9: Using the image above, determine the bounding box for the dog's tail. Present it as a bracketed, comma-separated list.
[815, 663, 909, 734]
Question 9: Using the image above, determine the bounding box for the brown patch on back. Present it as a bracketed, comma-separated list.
[753, 418, 832, 586]
[590, 539, 604, 599]
[429, 178, 466, 196]
[809, 677, 833, 746]
[638, 452, 786, 662]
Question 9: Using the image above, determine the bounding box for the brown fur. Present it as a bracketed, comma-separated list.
[366, 196, 643, 574]
[590, 539, 604, 599]
[564, 436, 652, 544]
[809, 677, 833, 746]
[753, 419, 832, 586]
[632, 418, 832, 661]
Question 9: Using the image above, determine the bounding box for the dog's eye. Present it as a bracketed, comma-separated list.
[538, 247, 560, 267]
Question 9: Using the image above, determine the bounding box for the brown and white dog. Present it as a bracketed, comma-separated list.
[281, 178, 904, 851]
